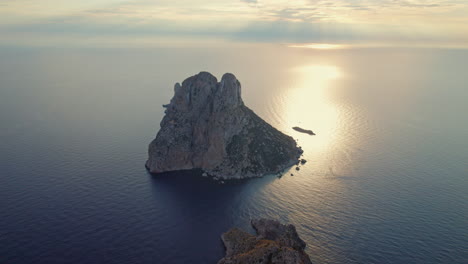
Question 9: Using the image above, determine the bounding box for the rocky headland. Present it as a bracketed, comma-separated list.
[146, 72, 303, 179]
[218, 218, 312, 264]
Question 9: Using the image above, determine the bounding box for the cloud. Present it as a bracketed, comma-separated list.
[1, 0, 467, 47]
[232, 20, 352, 43]
[390, 0, 440, 8]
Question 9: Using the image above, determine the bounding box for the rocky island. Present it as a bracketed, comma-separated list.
[146, 72, 303, 179]
[218, 219, 312, 264]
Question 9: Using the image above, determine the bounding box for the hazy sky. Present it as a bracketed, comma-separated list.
[1, 0, 468, 47]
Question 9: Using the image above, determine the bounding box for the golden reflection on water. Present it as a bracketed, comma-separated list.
[263, 63, 352, 264]
[288, 43, 347, 50]
[277, 64, 342, 155]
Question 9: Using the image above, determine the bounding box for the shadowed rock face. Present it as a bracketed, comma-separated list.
[218, 219, 312, 264]
[146, 72, 302, 179]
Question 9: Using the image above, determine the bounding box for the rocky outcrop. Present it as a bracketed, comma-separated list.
[218, 219, 312, 264]
[292, 127, 315, 136]
[146, 72, 303, 179]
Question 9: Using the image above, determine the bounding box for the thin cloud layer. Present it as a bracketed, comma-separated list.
[1, 0, 467, 47]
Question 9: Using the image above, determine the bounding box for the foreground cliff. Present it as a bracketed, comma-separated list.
[219, 219, 312, 264]
[146, 72, 302, 179]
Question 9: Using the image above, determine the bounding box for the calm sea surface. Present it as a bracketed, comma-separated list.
[1, 44, 467, 264]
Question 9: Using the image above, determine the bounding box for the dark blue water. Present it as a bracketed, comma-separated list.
[1, 45, 467, 263]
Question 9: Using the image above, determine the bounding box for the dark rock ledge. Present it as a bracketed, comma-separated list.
[218, 218, 312, 264]
[146, 72, 303, 179]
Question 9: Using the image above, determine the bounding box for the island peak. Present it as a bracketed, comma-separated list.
[146, 72, 303, 179]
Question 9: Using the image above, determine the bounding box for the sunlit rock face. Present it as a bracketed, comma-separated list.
[218, 219, 312, 264]
[146, 72, 302, 179]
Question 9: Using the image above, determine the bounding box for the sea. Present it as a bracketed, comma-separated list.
[1, 43, 467, 263]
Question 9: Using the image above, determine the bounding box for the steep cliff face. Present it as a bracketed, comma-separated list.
[146, 72, 302, 179]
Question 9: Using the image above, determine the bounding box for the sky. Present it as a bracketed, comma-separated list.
[1, 0, 468, 47]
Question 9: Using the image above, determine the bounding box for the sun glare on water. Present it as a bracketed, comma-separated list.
[279, 65, 343, 154]
[288, 43, 347, 49]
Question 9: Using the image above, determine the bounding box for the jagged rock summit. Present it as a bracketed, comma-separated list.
[218, 219, 312, 264]
[146, 72, 303, 179]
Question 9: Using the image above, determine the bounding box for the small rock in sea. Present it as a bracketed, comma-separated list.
[300, 159, 307, 165]
[220, 181, 225, 184]
[202, 172, 208, 177]
[292, 126, 315, 136]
